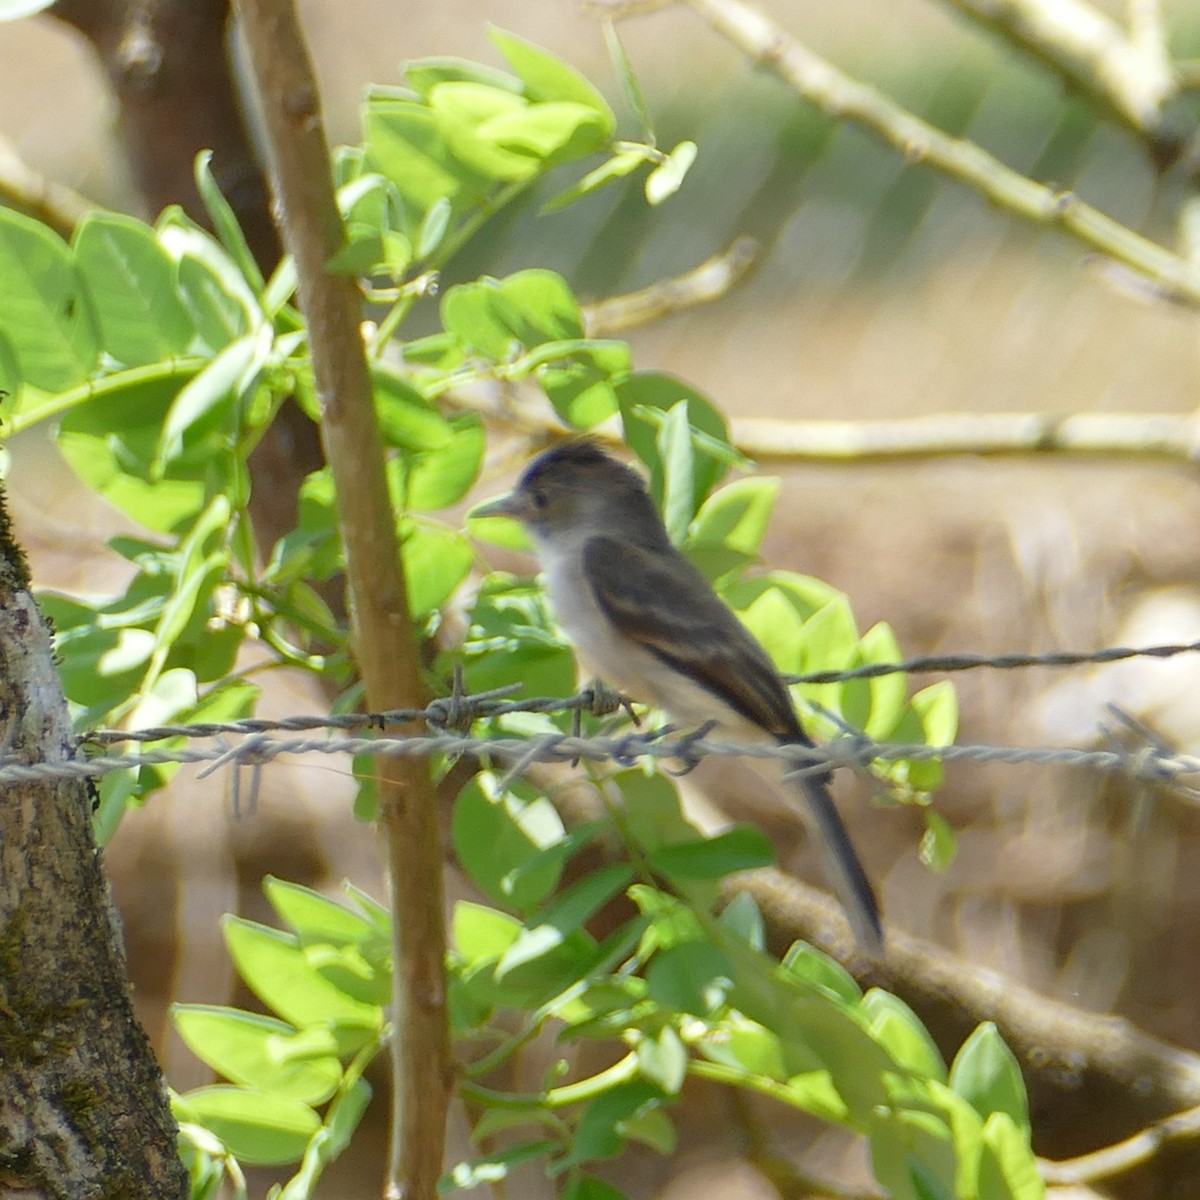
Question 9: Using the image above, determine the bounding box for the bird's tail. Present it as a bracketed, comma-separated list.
[793, 773, 884, 954]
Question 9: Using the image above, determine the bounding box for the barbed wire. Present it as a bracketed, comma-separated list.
[781, 638, 1200, 683]
[6, 638, 1197, 795]
[78, 637, 1200, 748]
[7, 722, 1200, 793]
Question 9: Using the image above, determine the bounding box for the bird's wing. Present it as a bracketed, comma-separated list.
[583, 535, 883, 951]
[580, 534, 803, 740]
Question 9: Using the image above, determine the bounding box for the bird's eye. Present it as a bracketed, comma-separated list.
[529, 488, 548, 510]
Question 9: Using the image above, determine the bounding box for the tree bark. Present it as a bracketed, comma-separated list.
[0, 491, 186, 1200]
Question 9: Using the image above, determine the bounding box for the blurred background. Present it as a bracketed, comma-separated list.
[4, 1, 1200, 1196]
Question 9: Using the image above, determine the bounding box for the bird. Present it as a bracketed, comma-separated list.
[474, 439, 883, 952]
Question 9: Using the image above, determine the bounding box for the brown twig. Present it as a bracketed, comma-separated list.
[731, 870, 1200, 1130]
[0, 133, 95, 237]
[1039, 1103, 1200, 1185]
[582, 235, 762, 334]
[230, 2, 449, 1197]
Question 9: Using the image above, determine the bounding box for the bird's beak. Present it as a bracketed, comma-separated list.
[470, 490, 529, 521]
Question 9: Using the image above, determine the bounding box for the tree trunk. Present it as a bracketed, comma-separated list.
[0, 490, 186, 1200]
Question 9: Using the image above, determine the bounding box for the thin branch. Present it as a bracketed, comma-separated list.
[939, 0, 1177, 154]
[229, 2, 449, 1198]
[1039, 1103, 1200, 1185]
[0, 134, 96, 237]
[730, 410, 1200, 462]
[678, 0, 1200, 305]
[582, 235, 762, 334]
[734, 871, 1200, 1125]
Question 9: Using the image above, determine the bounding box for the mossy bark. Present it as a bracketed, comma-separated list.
[0, 487, 186, 1199]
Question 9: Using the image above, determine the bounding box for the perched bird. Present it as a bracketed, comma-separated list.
[475, 440, 882, 952]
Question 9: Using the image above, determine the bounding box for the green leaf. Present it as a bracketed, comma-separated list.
[480, 101, 610, 165]
[417, 195, 453, 258]
[194, 150, 265, 292]
[688, 476, 780, 557]
[58, 369, 216, 520]
[173, 1086, 319, 1166]
[656, 400, 696, 544]
[949, 1023, 1030, 1136]
[863, 990, 946, 1079]
[919, 809, 957, 872]
[978, 1112, 1044, 1200]
[451, 773, 565, 910]
[617, 373, 731, 514]
[718, 891, 764, 949]
[636, 1026, 687, 1094]
[488, 28, 616, 133]
[566, 1081, 663, 1165]
[73, 212, 193, 366]
[405, 56, 523, 101]
[172, 1005, 341, 1104]
[699, 1018, 786, 1081]
[854, 622, 908, 739]
[916, 680, 959, 747]
[539, 358, 621, 428]
[429, 82, 542, 181]
[400, 521, 474, 616]
[364, 97, 492, 233]
[222, 917, 383, 1049]
[645, 941, 731, 1016]
[0, 207, 99, 390]
[647, 826, 774, 881]
[441, 269, 584, 360]
[156, 330, 262, 464]
[452, 900, 523, 961]
[622, 1105, 676, 1154]
[781, 942, 862, 1005]
[527, 863, 633, 938]
[868, 1106, 958, 1200]
[603, 19, 654, 141]
[158, 214, 260, 353]
[391, 411, 484, 510]
[0, 328, 21, 404]
[645, 140, 698, 205]
[126, 666, 198, 731]
[264, 877, 377, 946]
[615, 770, 695, 853]
[303, 941, 390, 1008]
[562, 1176, 632, 1200]
[542, 148, 648, 213]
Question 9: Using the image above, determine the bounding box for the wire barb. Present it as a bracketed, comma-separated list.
[11, 637, 1200, 797]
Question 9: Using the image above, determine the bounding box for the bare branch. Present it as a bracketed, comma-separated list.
[0, 134, 95, 237]
[736, 871, 1200, 1127]
[583, 235, 762, 334]
[730, 410, 1200, 462]
[680, 0, 1200, 304]
[940, 0, 1177, 154]
[229, 1, 450, 1197]
[1040, 1103, 1200, 1184]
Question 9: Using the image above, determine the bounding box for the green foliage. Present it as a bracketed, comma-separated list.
[172, 878, 385, 1191]
[0, 26, 1022, 1200]
[173, 781, 1040, 1198]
